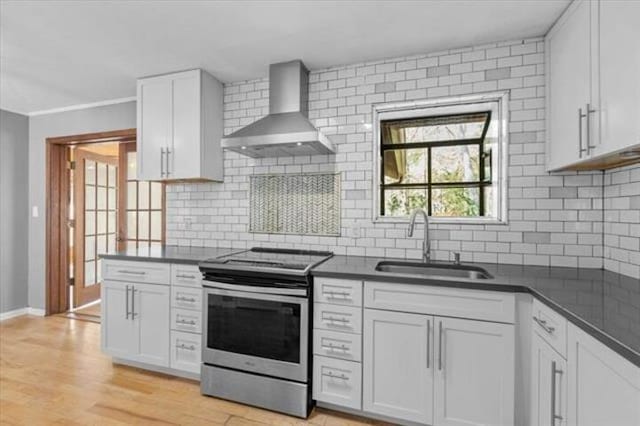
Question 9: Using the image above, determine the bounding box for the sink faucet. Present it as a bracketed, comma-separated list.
[408, 208, 430, 262]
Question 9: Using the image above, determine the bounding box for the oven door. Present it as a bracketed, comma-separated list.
[202, 281, 309, 383]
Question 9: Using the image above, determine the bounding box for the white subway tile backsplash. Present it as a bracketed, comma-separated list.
[164, 38, 639, 279]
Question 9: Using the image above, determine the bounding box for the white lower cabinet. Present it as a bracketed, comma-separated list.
[313, 355, 362, 410]
[363, 309, 434, 424]
[170, 330, 201, 374]
[102, 280, 170, 367]
[567, 324, 640, 426]
[531, 333, 567, 426]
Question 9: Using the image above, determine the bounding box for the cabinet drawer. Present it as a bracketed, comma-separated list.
[364, 281, 515, 324]
[171, 308, 202, 334]
[313, 355, 362, 410]
[314, 278, 363, 307]
[314, 329, 362, 362]
[532, 298, 567, 358]
[103, 260, 170, 285]
[171, 264, 202, 287]
[170, 330, 201, 375]
[314, 303, 362, 334]
[171, 286, 202, 312]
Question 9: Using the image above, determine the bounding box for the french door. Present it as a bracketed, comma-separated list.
[73, 149, 118, 306]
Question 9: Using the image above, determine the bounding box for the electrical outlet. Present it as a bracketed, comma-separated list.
[184, 217, 193, 230]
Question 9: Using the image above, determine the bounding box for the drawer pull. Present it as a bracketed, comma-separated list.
[322, 371, 349, 381]
[176, 296, 197, 303]
[323, 316, 349, 324]
[177, 343, 197, 351]
[177, 274, 197, 279]
[176, 318, 197, 326]
[118, 270, 146, 275]
[322, 343, 349, 353]
[324, 291, 352, 300]
[533, 316, 555, 334]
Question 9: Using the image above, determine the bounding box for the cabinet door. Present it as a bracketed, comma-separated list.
[531, 334, 567, 426]
[596, 0, 640, 156]
[101, 281, 137, 359]
[170, 71, 201, 180]
[434, 317, 514, 426]
[363, 309, 433, 424]
[137, 77, 171, 181]
[567, 324, 640, 426]
[133, 283, 170, 367]
[546, 0, 594, 171]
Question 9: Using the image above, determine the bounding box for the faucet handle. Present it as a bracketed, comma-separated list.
[453, 252, 461, 265]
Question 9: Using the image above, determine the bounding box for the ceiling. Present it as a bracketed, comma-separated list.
[0, 0, 569, 115]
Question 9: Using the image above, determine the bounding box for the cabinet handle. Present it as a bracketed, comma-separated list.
[177, 342, 196, 351]
[585, 103, 597, 154]
[176, 274, 197, 279]
[166, 148, 171, 177]
[125, 285, 130, 319]
[322, 343, 349, 353]
[131, 287, 138, 319]
[323, 316, 349, 324]
[322, 371, 349, 381]
[427, 319, 431, 369]
[438, 321, 443, 371]
[578, 108, 587, 158]
[118, 269, 146, 276]
[176, 295, 197, 303]
[551, 361, 564, 425]
[160, 147, 165, 177]
[177, 318, 196, 326]
[324, 290, 351, 300]
[533, 316, 555, 334]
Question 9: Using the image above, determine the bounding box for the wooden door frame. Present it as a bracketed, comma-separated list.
[46, 129, 136, 315]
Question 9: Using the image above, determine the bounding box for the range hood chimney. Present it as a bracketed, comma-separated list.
[221, 60, 334, 158]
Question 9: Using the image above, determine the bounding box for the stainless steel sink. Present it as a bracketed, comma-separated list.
[375, 261, 493, 280]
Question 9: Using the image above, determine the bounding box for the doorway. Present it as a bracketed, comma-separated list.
[45, 129, 165, 319]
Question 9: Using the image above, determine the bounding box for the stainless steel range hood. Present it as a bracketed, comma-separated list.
[221, 60, 334, 158]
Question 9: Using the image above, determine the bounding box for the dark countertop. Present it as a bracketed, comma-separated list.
[100, 245, 235, 265]
[313, 255, 640, 368]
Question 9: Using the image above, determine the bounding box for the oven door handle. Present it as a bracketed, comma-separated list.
[203, 280, 308, 297]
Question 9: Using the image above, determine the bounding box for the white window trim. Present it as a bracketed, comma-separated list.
[372, 91, 509, 225]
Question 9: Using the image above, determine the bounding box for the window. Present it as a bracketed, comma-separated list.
[374, 94, 507, 222]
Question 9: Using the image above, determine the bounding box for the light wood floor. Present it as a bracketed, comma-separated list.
[0, 315, 387, 426]
[73, 302, 101, 317]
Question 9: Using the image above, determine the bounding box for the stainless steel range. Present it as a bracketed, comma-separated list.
[199, 247, 333, 418]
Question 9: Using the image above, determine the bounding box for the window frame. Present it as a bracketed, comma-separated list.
[372, 92, 509, 224]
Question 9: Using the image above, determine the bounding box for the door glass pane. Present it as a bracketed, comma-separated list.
[97, 187, 107, 210]
[207, 294, 301, 363]
[96, 235, 107, 256]
[127, 181, 137, 209]
[127, 151, 137, 181]
[127, 212, 137, 239]
[96, 259, 102, 282]
[85, 161, 95, 184]
[97, 163, 107, 186]
[97, 211, 107, 234]
[150, 182, 162, 210]
[107, 211, 116, 233]
[85, 211, 95, 235]
[107, 234, 116, 253]
[138, 211, 149, 240]
[84, 236, 95, 261]
[151, 211, 162, 240]
[85, 186, 95, 210]
[138, 182, 149, 210]
[107, 165, 116, 188]
[127, 241, 137, 250]
[108, 188, 116, 209]
[85, 261, 95, 285]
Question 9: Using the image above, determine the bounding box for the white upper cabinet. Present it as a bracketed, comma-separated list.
[596, 0, 640, 156]
[137, 69, 223, 181]
[546, 0, 596, 171]
[546, 0, 640, 171]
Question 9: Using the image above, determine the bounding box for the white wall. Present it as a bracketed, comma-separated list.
[166, 37, 613, 272]
[28, 101, 135, 310]
[0, 109, 29, 313]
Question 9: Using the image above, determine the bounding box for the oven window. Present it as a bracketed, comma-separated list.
[207, 294, 301, 363]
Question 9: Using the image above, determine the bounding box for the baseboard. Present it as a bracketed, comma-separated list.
[27, 308, 46, 316]
[0, 308, 28, 321]
[112, 357, 200, 381]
